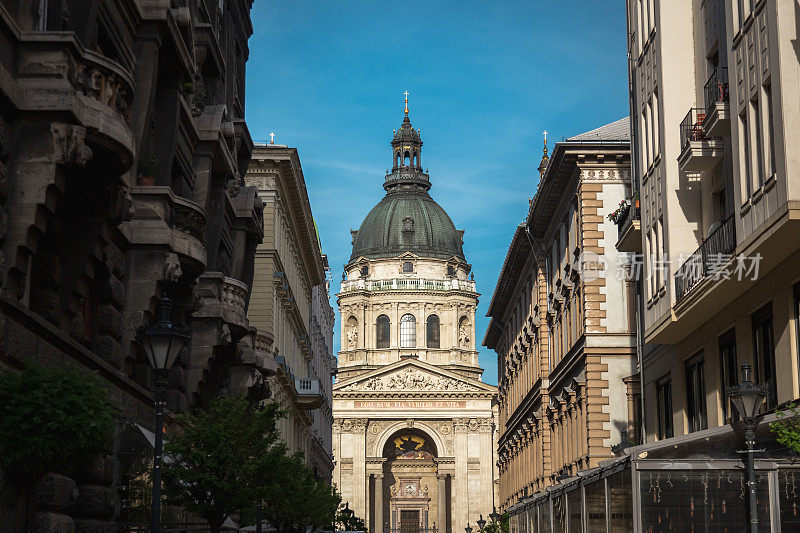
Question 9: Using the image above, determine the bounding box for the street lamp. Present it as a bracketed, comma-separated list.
[137, 292, 190, 533]
[726, 362, 767, 533]
[489, 508, 501, 524]
[341, 502, 354, 529]
[477, 514, 486, 530]
[464, 523, 473, 533]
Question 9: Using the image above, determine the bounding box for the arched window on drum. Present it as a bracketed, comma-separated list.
[426, 315, 440, 349]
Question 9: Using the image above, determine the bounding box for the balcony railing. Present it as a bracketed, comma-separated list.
[340, 277, 476, 294]
[704, 67, 729, 114]
[674, 215, 736, 301]
[616, 204, 640, 240]
[680, 108, 708, 151]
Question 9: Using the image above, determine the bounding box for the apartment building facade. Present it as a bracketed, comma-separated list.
[246, 143, 335, 482]
[623, 0, 800, 442]
[0, 0, 270, 528]
[485, 120, 636, 510]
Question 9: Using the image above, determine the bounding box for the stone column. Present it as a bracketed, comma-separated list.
[437, 473, 447, 533]
[453, 418, 469, 530]
[375, 473, 384, 533]
[351, 419, 369, 520]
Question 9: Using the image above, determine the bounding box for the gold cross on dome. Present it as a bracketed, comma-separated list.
[269, 131, 275, 144]
[543, 130, 549, 146]
[404, 90, 410, 114]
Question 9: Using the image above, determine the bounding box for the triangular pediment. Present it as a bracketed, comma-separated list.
[333, 359, 496, 393]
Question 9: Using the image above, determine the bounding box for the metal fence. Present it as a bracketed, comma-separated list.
[674, 215, 736, 301]
[704, 67, 729, 114]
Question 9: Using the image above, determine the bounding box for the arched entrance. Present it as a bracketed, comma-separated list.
[381, 428, 444, 532]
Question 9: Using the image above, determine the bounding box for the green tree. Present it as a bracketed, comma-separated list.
[258, 453, 340, 532]
[162, 394, 287, 533]
[0, 363, 117, 483]
[334, 503, 366, 532]
[771, 402, 800, 454]
[482, 512, 510, 533]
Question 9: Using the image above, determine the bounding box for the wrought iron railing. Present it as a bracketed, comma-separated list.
[674, 215, 736, 301]
[616, 203, 641, 242]
[680, 108, 708, 151]
[704, 67, 729, 114]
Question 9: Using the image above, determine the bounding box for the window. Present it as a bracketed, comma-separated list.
[752, 303, 777, 409]
[426, 315, 440, 348]
[656, 375, 673, 440]
[753, 99, 765, 186]
[360, 264, 369, 278]
[402, 261, 413, 273]
[376, 315, 390, 349]
[685, 352, 707, 433]
[741, 113, 752, 196]
[765, 84, 777, 178]
[719, 329, 737, 421]
[400, 314, 416, 348]
[447, 264, 456, 277]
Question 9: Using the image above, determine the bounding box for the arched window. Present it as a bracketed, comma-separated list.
[376, 315, 391, 349]
[427, 315, 440, 348]
[400, 313, 416, 348]
[404, 151, 411, 166]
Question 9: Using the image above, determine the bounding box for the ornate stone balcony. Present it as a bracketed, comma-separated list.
[128, 186, 207, 271]
[195, 272, 249, 331]
[294, 378, 324, 409]
[15, 33, 135, 167]
[339, 277, 477, 294]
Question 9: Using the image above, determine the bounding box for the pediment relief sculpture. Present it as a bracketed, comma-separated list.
[340, 367, 479, 391]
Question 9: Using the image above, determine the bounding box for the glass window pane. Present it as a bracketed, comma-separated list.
[539, 500, 552, 533]
[585, 478, 606, 531]
[608, 470, 633, 533]
[568, 489, 582, 532]
[780, 470, 800, 529]
[640, 469, 770, 532]
[376, 315, 390, 349]
[553, 494, 566, 532]
[400, 313, 416, 348]
[426, 315, 440, 348]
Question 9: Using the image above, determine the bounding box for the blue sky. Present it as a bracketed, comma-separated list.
[245, 0, 629, 385]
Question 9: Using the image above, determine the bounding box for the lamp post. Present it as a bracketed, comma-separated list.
[137, 293, 191, 533]
[477, 514, 486, 530]
[340, 502, 354, 530]
[464, 523, 473, 533]
[726, 362, 767, 533]
[489, 421, 501, 526]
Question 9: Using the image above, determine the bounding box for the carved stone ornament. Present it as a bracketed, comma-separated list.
[164, 252, 182, 282]
[52, 123, 93, 167]
[340, 367, 480, 392]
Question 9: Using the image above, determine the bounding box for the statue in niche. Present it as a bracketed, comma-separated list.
[459, 324, 470, 347]
[346, 325, 358, 349]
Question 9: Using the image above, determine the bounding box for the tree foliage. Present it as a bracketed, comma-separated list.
[334, 504, 366, 532]
[162, 394, 287, 533]
[257, 452, 340, 532]
[482, 512, 510, 533]
[0, 363, 117, 483]
[771, 402, 800, 454]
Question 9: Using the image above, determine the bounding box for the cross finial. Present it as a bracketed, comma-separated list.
[543, 130, 549, 147]
[403, 90, 410, 115]
[269, 131, 275, 144]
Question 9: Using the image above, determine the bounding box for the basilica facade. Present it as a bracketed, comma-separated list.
[332, 103, 498, 533]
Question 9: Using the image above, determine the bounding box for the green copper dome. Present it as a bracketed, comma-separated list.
[349, 112, 465, 264]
